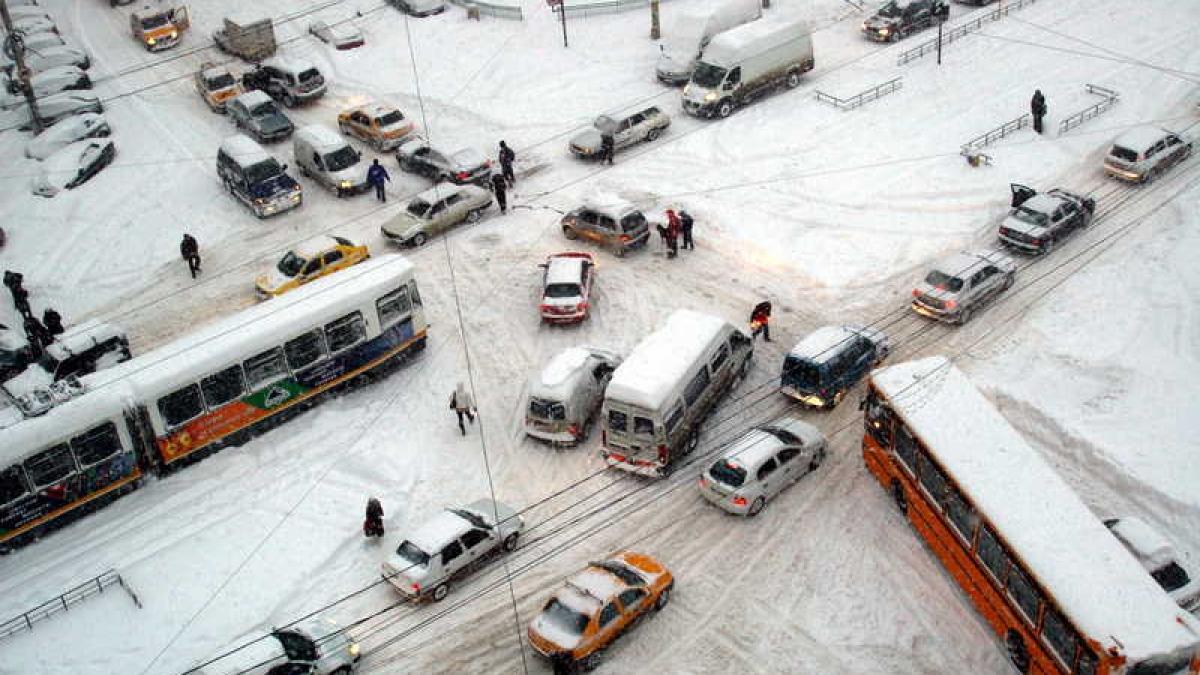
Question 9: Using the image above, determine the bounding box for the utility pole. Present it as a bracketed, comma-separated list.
[934, 2, 948, 66]
[0, 0, 44, 133]
[547, 0, 568, 47]
[650, 0, 660, 40]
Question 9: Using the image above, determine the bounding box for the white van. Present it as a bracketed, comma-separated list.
[656, 0, 761, 85]
[601, 309, 753, 476]
[682, 17, 814, 119]
[293, 125, 369, 196]
[525, 346, 622, 445]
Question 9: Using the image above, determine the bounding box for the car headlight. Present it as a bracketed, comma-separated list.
[348, 642, 361, 658]
[880, 28, 890, 35]
[704, 92, 717, 102]
[169, 30, 178, 39]
[147, 38, 156, 45]
[340, 180, 352, 189]
[254, 197, 266, 205]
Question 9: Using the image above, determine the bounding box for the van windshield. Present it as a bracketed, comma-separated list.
[395, 540, 430, 567]
[691, 62, 727, 88]
[529, 398, 566, 421]
[923, 270, 963, 292]
[324, 146, 359, 172]
[245, 159, 283, 185]
[709, 459, 746, 487]
[277, 252, 306, 277]
[784, 356, 821, 389]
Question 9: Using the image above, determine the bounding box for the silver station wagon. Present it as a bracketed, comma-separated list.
[569, 107, 670, 159]
[911, 249, 1015, 325]
[699, 419, 826, 516]
[1103, 126, 1192, 184]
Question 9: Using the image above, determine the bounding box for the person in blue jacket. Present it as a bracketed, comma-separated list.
[367, 159, 391, 202]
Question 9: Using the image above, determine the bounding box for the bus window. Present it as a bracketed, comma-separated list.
[916, 452, 948, 505]
[683, 368, 710, 406]
[1005, 563, 1042, 626]
[0, 466, 29, 506]
[285, 329, 327, 371]
[944, 487, 978, 543]
[977, 526, 1009, 585]
[326, 312, 366, 353]
[377, 287, 412, 327]
[24, 444, 76, 489]
[1040, 607, 1078, 671]
[159, 384, 204, 428]
[72, 422, 122, 467]
[244, 347, 287, 389]
[201, 365, 246, 409]
[894, 425, 918, 472]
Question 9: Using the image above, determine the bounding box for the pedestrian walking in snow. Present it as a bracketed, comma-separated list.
[180, 234, 201, 278]
[42, 308, 64, 338]
[600, 132, 615, 166]
[367, 159, 391, 203]
[498, 140, 516, 186]
[491, 173, 508, 214]
[5, 271, 32, 319]
[449, 381, 476, 436]
[679, 210, 695, 251]
[1031, 89, 1047, 134]
[665, 209, 681, 258]
[750, 300, 772, 342]
[364, 497, 385, 538]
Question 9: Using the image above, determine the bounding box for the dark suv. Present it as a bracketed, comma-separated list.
[862, 0, 949, 41]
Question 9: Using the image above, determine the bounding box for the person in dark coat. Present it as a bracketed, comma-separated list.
[750, 300, 772, 342]
[23, 314, 48, 358]
[42, 308, 64, 337]
[364, 497, 385, 538]
[600, 132, 615, 165]
[665, 209, 681, 258]
[679, 210, 694, 251]
[180, 234, 201, 278]
[4, 270, 31, 319]
[491, 172, 508, 214]
[498, 141, 515, 186]
[367, 159, 391, 202]
[1031, 89, 1047, 134]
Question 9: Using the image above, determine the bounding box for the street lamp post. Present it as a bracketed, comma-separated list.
[548, 0, 568, 47]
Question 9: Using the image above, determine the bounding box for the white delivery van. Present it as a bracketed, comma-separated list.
[293, 124, 369, 197]
[655, 0, 762, 85]
[682, 16, 814, 119]
[601, 309, 753, 477]
[525, 346, 622, 445]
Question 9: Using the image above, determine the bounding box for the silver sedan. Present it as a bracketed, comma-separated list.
[570, 106, 670, 158]
[699, 419, 826, 516]
[381, 183, 493, 246]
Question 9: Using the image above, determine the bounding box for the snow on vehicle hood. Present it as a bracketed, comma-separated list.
[25, 113, 108, 160]
[254, 112, 293, 135]
[656, 51, 693, 77]
[382, 211, 424, 239]
[328, 163, 369, 186]
[571, 128, 603, 152]
[256, 266, 293, 293]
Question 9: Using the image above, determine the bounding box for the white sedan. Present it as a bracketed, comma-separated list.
[32, 138, 116, 197]
[25, 112, 111, 160]
[1, 66, 91, 110]
[309, 20, 364, 50]
[15, 90, 103, 130]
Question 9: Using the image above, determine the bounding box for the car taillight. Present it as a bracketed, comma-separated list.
[944, 299, 956, 310]
[539, 303, 551, 313]
[699, 477, 708, 488]
[412, 583, 420, 593]
[456, 171, 471, 180]
[1031, 238, 1042, 245]
[732, 496, 747, 506]
[568, 424, 579, 436]
[577, 302, 588, 312]
[657, 445, 668, 464]
[911, 289, 920, 297]
[564, 216, 576, 226]
[620, 234, 631, 242]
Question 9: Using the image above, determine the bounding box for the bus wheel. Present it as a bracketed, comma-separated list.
[1005, 630, 1030, 673]
[890, 480, 908, 515]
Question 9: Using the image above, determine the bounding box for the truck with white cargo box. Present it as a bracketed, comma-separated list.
[655, 0, 762, 85]
[682, 16, 814, 119]
[601, 309, 753, 476]
[213, 13, 276, 62]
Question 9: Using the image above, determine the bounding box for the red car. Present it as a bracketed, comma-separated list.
[539, 252, 595, 324]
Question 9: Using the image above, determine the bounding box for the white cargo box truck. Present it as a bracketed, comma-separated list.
[682, 16, 814, 118]
[655, 0, 762, 85]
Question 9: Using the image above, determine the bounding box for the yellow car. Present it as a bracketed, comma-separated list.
[194, 62, 243, 113]
[528, 551, 674, 672]
[255, 236, 369, 299]
[337, 104, 416, 151]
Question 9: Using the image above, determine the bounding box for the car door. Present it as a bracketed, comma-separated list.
[593, 601, 625, 651]
[1010, 183, 1036, 208]
[614, 116, 637, 149]
[321, 248, 345, 274]
[1165, 134, 1187, 166]
[443, 193, 468, 226]
[580, 260, 592, 302]
[755, 456, 779, 498]
[298, 257, 322, 284]
[427, 198, 451, 234]
[616, 588, 648, 622]
[350, 111, 370, 140]
[459, 527, 492, 567]
[775, 446, 801, 485]
[440, 539, 464, 578]
[595, 214, 618, 245]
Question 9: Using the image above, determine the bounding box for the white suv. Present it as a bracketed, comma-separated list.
[382, 499, 524, 601]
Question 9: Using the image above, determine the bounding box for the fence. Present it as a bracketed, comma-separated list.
[961, 113, 1030, 155]
[450, 0, 524, 19]
[815, 77, 903, 110]
[1058, 84, 1119, 134]
[0, 569, 141, 641]
[897, 0, 1039, 66]
[555, 0, 682, 18]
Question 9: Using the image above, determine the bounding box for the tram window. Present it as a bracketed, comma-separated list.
[977, 526, 1009, 585]
[285, 329, 327, 371]
[377, 287, 411, 327]
[202, 365, 246, 409]
[326, 312, 366, 353]
[1040, 607, 1078, 671]
[944, 487, 978, 543]
[894, 425, 918, 473]
[24, 444, 76, 488]
[244, 347, 287, 389]
[159, 383, 203, 427]
[72, 422, 122, 467]
[0, 466, 29, 506]
[1005, 563, 1042, 626]
[916, 452, 948, 506]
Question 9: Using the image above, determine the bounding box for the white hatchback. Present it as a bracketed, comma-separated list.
[698, 418, 826, 516]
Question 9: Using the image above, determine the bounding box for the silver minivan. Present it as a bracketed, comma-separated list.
[698, 418, 826, 516]
[293, 124, 368, 196]
[525, 346, 621, 445]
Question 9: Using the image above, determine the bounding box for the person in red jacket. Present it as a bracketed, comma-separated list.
[665, 209, 681, 258]
[750, 300, 772, 342]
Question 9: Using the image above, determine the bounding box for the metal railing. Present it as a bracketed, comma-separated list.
[555, 0, 682, 17]
[450, 0, 524, 19]
[815, 77, 903, 110]
[0, 569, 141, 641]
[1058, 84, 1119, 134]
[897, 0, 1039, 66]
[961, 113, 1030, 155]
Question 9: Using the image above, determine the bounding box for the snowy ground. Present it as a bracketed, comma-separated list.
[1, 0, 1199, 673]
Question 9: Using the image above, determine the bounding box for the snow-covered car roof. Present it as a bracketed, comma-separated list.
[529, 346, 620, 401]
[1106, 517, 1178, 571]
[407, 509, 473, 553]
[450, 147, 488, 170]
[262, 55, 319, 75]
[787, 325, 866, 363]
[200, 63, 234, 80]
[292, 235, 346, 259]
[606, 309, 732, 411]
[544, 254, 588, 286]
[219, 134, 273, 166]
[233, 89, 273, 109]
[295, 124, 346, 152]
[1014, 192, 1065, 215]
[412, 182, 488, 204]
[578, 193, 639, 218]
[715, 426, 787, 471]
[346, 103, 401, 119]
[1111, 126, 1173, 154]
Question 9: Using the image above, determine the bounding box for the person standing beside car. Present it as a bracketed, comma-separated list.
[367, 159, 391, 203]
[600, 131, 615, 166]
[498, 140, 516, 186]
[180, 234, 201, 278]
[491, 173, 508, 214]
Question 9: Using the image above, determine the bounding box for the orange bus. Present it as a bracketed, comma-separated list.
[861, 356, 1200, 675]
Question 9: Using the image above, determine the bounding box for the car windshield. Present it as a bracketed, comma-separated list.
[245, 159, 283, 185]
[542, 599, 589, 635]
[709, 459, 746, 487]
[923, 269, 963, 292]
[784, 356, 821, 388]
[593, 560, 646, 586]
[206, 73, 236, 90]
[324, 146, 358, 172]
[379, 110, 405, 126]
[298, 68, 322, 83]
[621, 212, 647, 232]
[140, 15, 169, 30]
[277, 251, 306, 277]
[407, 199, 433, 218]
[544, 283, 581, 299]
[395, 540, 430, 567]
[1109, 144, 1139, 163]
[1151, 562, 1192, 594]
[250, 101, 280, 117]
[691, 62, 727, 88]
[876, 1, 902, 17]
[529, 398, 566, 421]
[1011, 206, 1049, 227]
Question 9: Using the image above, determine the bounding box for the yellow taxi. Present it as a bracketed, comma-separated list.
[528, 551, 674, 671]
[194, 62, 243, 113]
[255, 236, 369, 299]
[337, 104, 416, 151]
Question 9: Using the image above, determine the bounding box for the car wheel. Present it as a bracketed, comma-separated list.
[716, 100, 735, 119]
[809, 446, 825, 471]
[646, 127, 661, 142]
[785, 70, 802, 89]
[891, 480, 908, 515]
[654, 585, 672, 611]
[956, 307, 973, 326]
[331, 668, 351, 675]
[466, 208, 483, 223]
[747, 496, 765, 517]
[411, 232, 428, 247]
[432, 582, 450, 602]
[562, 225, 578, 240]
[502, 532, 519, 552]
[1002, 273, 1014, 291]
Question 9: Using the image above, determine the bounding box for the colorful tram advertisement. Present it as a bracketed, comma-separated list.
[861, 356, 1200, 675]
[0, 255, 427, 551]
